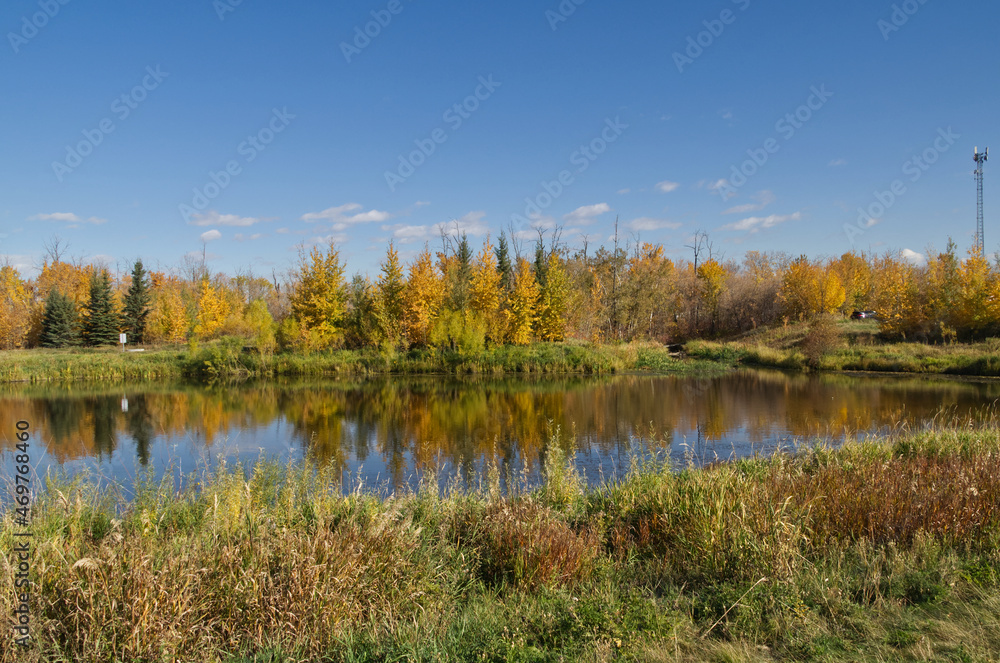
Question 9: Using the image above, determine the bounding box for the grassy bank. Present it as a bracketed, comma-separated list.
[3, 423, 999, 662]
[688, 319, 1000, 377]
[11, 323, 1000, 383]
[0, 341, 716, 384]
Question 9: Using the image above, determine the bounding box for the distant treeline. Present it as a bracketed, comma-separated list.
[1, 233, 997, 352]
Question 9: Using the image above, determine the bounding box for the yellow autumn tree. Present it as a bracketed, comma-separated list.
[505, 258, 540, 345]
[403, 247, 444, 346]
[469, 238, 504, 344]
[870, 253, 917, 338]
[536, 253, 569, 341]
[923, 241, 962, 340]
[816, 264, 847, 315]
[585, 266, 605, 343]
[779, 257, 816, 320]
[288, 242, 348, 350]
[623, 244, 676, 339]
[0, 266, 31, 349]
[155, 289, 190, 343]
[147, 275, 190, 344]
[244, 299, 276, 354]
[194, 281, 231, 339]
[780, 257, 845, 320]
[832, 251, 872, 314]
[696, 258, 728, 332]
[34, 260, 92, 305]
[958, 247, 996, 335]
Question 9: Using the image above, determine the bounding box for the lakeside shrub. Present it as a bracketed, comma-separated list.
[801, 315, 844, 368]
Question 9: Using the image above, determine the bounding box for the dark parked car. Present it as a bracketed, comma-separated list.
[850, 310, 878, 320]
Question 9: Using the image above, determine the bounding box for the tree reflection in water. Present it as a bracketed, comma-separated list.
[1, 371, 997, 490]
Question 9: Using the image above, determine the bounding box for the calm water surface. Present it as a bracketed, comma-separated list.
[1, 370, 997, 492]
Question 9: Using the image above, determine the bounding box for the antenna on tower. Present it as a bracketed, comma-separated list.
[974, 146, 989, 253]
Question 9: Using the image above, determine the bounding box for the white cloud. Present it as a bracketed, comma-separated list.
[414, 201, 431, 207]
[200, 230, 222, 242]
[0, 254, 34, 273]
[301, 203, 360, 221]
[386, 224, 431, 243]
[722, 190, 776, 215]
[901, 249, 927, 267]
[234, 233, 264, 242]
[275, 227, 290, 234]
[30, 212, 107, 225]
[310, 233, 348, 246]
[563, 203, 610, 224]
[697, 179, 731, 196]
[301, 203, 392, 225]
[188, 211, 262, 227]
[829, 158, 848, 167]
[722, 212, 801, 234]
[617, 188, 631, 195]
[31, 212, 78, 222]
[655, 181, 680, 193]
[387, 211, 491, 245]
[348, 209, 393, 224]
[626, 217, 682, 232]
[529, 213, 558, 231]
[510, 213, 562, 241]
[434, 211, 490, 237]
[721, 203, 758, 215]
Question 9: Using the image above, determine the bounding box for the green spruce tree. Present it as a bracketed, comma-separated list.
[40, 290, 80, 348]
[375, 242, 407, 349]
[122, 259, 150, 344]
[82, 269, 120, 347]
[495, 232, 513, 291]
[450, 233, 473, 310]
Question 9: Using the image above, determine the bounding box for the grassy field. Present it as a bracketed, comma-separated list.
[688, 318, 1000, 377]
[0, 341, 718, 384]
[2, 420, 999, 662]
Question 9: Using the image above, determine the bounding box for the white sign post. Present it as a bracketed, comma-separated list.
[120, 333, 127, 351]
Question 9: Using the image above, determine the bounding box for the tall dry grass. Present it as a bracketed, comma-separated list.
[2, 418, 999, 661]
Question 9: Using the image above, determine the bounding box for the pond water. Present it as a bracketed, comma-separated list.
[1, 370, 997, 493]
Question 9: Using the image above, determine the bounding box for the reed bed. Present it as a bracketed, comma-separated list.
[2, 420, 1000, 661]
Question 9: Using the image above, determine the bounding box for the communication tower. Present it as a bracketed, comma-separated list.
[974, 146, 988, 252]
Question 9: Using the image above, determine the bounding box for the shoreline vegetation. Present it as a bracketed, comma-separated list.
[2, 421, 999, 662]
[7, 321, 1000, 383]
[687, 318, 1000, 378]
[0, 341, 716, 384]
[9, 239, 1000, 384]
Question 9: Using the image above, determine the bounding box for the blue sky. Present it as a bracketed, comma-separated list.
[2, 0, 998, 278]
